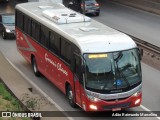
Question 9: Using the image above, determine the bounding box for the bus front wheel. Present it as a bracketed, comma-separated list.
[31, 57, 40, 77]
[67, 85, 76, 108]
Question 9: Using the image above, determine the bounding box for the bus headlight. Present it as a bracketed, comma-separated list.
[132, 90, 141, 97]
[135, 99, 141, 105]
[6, 29, 11, 33]
[89, 104, 97, 110]
[87, 94, 100, 102]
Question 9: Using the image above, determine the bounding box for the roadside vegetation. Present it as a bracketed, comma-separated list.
[0, 82, 30, 120]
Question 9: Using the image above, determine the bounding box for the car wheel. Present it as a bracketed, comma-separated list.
[67, 85, 76, 108]
[2, 31, 6, 39]
[96, 12, 100, 16]
[31, 57, 40, 77]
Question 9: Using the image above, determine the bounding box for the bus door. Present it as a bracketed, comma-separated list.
[73, 54, 83, 106]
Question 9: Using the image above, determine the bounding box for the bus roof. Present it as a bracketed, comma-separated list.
[16, 2, 137, 53]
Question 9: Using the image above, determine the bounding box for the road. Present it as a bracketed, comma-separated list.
[0, 1, 160, 120]
[95, 0, 160, 47]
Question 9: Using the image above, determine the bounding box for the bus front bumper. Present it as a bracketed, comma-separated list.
[82, 92, 142, 111]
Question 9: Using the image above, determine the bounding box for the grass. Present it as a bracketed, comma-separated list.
[0, 82, 31, 120]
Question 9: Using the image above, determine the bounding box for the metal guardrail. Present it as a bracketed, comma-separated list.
[110, 27, 160, 58]
[130, 36, 160, 58]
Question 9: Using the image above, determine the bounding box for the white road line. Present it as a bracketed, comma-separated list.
[6, 58, 74, 120]
[140, 105, 160, 120]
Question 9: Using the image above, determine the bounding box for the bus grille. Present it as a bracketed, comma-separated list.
[102, 102, 131, 110]
[104, 97, 129, 102]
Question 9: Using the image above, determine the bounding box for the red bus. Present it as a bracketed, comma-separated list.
[15, 2, 142, 111]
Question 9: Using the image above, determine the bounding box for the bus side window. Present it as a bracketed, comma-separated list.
[60, 38, 71, 64]
[16, 10, 24, 30]
[75, 56, 81, 77]
[31, 20, 40, 42]
[40, 25, 49, 48]
[24, 15, 31, 35]
[74, 55, 83, 84]
[49, 32, 60, 56]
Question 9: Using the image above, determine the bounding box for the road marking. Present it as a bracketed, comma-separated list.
[140, 105, 160, 120]
[6, 58, 74, 120]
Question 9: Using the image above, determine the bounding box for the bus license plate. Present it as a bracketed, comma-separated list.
[112, 108, 121, 111]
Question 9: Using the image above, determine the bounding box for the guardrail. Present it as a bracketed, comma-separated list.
[130, 36, 160, 59]
[110, 26, 160, 58]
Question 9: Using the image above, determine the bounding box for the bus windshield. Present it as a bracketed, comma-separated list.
[84, 48, 141, 93]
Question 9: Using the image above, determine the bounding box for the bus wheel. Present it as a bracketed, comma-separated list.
[67, 85, 76, 108]
[31, 57, 40, 77]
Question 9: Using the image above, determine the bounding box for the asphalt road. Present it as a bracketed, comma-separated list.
[0, 1, 160, 120]
[95, 0, 160, 47]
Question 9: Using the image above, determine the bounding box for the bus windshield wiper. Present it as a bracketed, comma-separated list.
[102, 60, 116, 90]
[116, 65, 130, 88]
[113, 52, 130, 88]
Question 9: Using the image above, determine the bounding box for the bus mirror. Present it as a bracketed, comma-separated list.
[140, 49, 143, 56]
[138, 48, 143, 60]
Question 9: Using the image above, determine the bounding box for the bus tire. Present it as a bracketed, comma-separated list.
[67, 85, 76, 108]
[31, 57, 40, 77]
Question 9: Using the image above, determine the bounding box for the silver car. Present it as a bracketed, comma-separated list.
[81, 0, 100, 16]
[68, 0, 100, 16]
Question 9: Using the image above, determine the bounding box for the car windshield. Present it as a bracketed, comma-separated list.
[85, 0, 96, 4]
[84, 48, 141, 93]
[2, 15, 15, 25]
